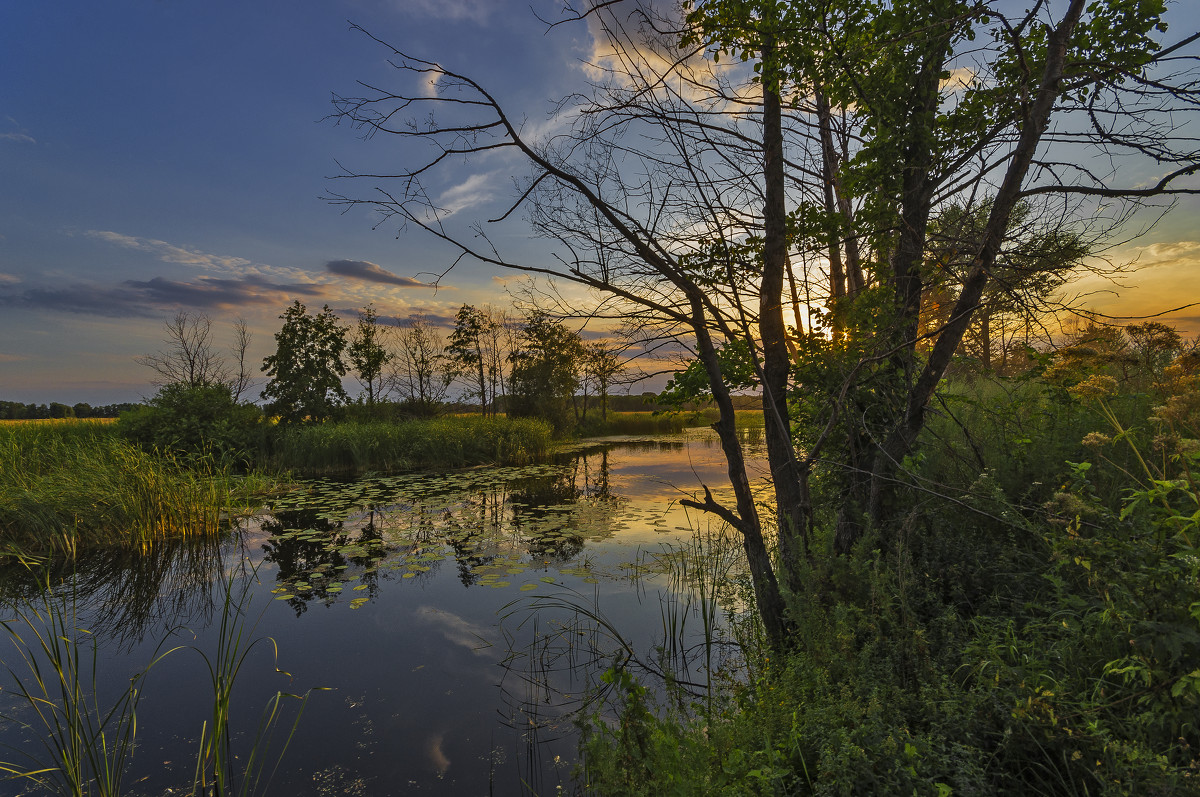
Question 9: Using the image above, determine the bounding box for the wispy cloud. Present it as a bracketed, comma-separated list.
[437, 173, 494, 216]
[325, 259, 434, 288]
[0, 132, 35, 144]
[0, 273, 19, 284]
[1124, 240, 1200, 269]
[394, 0, 493, 23]
[84, 230, 319, 284]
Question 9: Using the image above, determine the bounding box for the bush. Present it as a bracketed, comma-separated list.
[117, 383, 263, 469]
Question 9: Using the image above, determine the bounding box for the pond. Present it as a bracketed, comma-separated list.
[1, 427, 768, 796]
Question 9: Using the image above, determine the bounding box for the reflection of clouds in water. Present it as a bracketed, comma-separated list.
[427, 731, 451, 773]
[414, 605, 495, 655]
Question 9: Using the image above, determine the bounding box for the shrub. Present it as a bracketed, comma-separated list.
[117, 383, 262, 468]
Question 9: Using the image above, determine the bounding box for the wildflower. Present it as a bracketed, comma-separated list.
[1068, 375, 1118, 401]
[1081, 432, 1111, 449]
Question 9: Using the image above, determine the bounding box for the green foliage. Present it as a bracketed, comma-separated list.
[507, 313, 584, 433]
[262, 416, 553, 476]
[0, 422, 228, 558]
[659, 339, 759, 409]
[116, 382, 262, 469]
[347, 304, 392, 405]
[585, 328, 1200, 795]
[260, 301, 348, 424]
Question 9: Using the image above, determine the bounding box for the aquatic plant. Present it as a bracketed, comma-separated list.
[263, 416, 553, 476]
[0, 565, 317, 797]
[0, 575, 179, 796]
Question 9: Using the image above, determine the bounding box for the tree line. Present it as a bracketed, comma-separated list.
[131, 303, 627, 430]
[0, 401, 138, 420]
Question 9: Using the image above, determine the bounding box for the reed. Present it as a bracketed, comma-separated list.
[0, 575, 179, 796]
[1, 565, 315, 797]
[0, 422, 227, 557]
[263, 416, 553, 476]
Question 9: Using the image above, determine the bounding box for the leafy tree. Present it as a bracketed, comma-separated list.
[446, 304, 506, 416]
[347, 304, 393, 405]
[507, 313, 584, 432]
[260, 301, 348, 424]
[328, 1, 1200, 649]
[580, 340, 625, 422]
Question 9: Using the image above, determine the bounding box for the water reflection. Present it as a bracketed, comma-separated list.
[1, 429, 766, 795]
[0, 536, 227, 650]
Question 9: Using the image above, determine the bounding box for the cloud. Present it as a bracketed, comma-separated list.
[122, 275, 328, 308]
[395, 0, 493, 23]
[85, 230, 255, 273]
[0, 132, 35, 144]
[436, 173, 494, 216]
[0, 273, 19, 284]
[84, 230, 319, 284]
[414, 605, 494, 654]
[0, 275, 331, 317]
[0, 353, 30, 363]
[1123, 240, 1200, 270]
[325, 259, 433, 288]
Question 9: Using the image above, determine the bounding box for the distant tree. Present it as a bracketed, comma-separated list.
[260, 301, 348, 423]
[446, 304, 496, 416]
[579, 340, 625, 422]
[507, 313, 584, 432]
[347, 304, 393, 405]
[137, 311, 230, 389]
[391, 316, 451, 413]
[230, 316, 254, 401]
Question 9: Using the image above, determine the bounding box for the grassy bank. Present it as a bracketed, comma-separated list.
[580, 367, 1200, 795]
[577, 408, 763, 436]
[0, 421, 271, 559]
[260, 415, 554, 476]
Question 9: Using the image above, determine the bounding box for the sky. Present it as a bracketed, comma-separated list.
[2, 1, 1198, 405]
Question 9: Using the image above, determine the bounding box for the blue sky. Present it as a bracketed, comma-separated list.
[0, 0, 590, 403]
[2, 1, 1198, 404]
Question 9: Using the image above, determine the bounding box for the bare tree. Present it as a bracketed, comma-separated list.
[391, 316, 451, 411]
[137, 311, 230, 389]
[230, 316, 254, 400]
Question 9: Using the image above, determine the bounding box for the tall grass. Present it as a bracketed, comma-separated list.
[0, 422, 225, 558]
[263, 416, 553, 476]
[578, 409, 763, 436]
[1, 566, 315, 797]
[0, 576, 179, 796]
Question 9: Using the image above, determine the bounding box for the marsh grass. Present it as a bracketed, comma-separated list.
[0, 576, 180, 796]
[188, 566, 320, 797]
[579, 409, 764, 437]
[264, 416, 553, 476]
[1, 565, 316, 797]
[0, 422, 230, 558]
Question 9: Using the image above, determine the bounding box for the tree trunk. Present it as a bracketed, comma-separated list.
[761, 34, 810, 593]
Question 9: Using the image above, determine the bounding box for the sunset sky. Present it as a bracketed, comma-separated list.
[2, 1, 1198, 404]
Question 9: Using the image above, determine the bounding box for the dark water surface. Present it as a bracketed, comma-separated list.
[1, 428, 767, 796]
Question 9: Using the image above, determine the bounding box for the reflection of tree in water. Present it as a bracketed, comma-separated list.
[259, 507, 394, 616]
[0, 536, 228, 651]
[439, 488, 506, 587]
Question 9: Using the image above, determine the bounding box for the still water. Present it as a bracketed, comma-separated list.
[1, 427, 767, 796]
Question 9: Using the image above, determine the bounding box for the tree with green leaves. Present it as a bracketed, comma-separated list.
[445, 304, 493, 416]
[347, 304, 393, 405]
[260, 301, 348, 424]
[507, 313, 584, 432]
[329, 1, 1199, 649]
